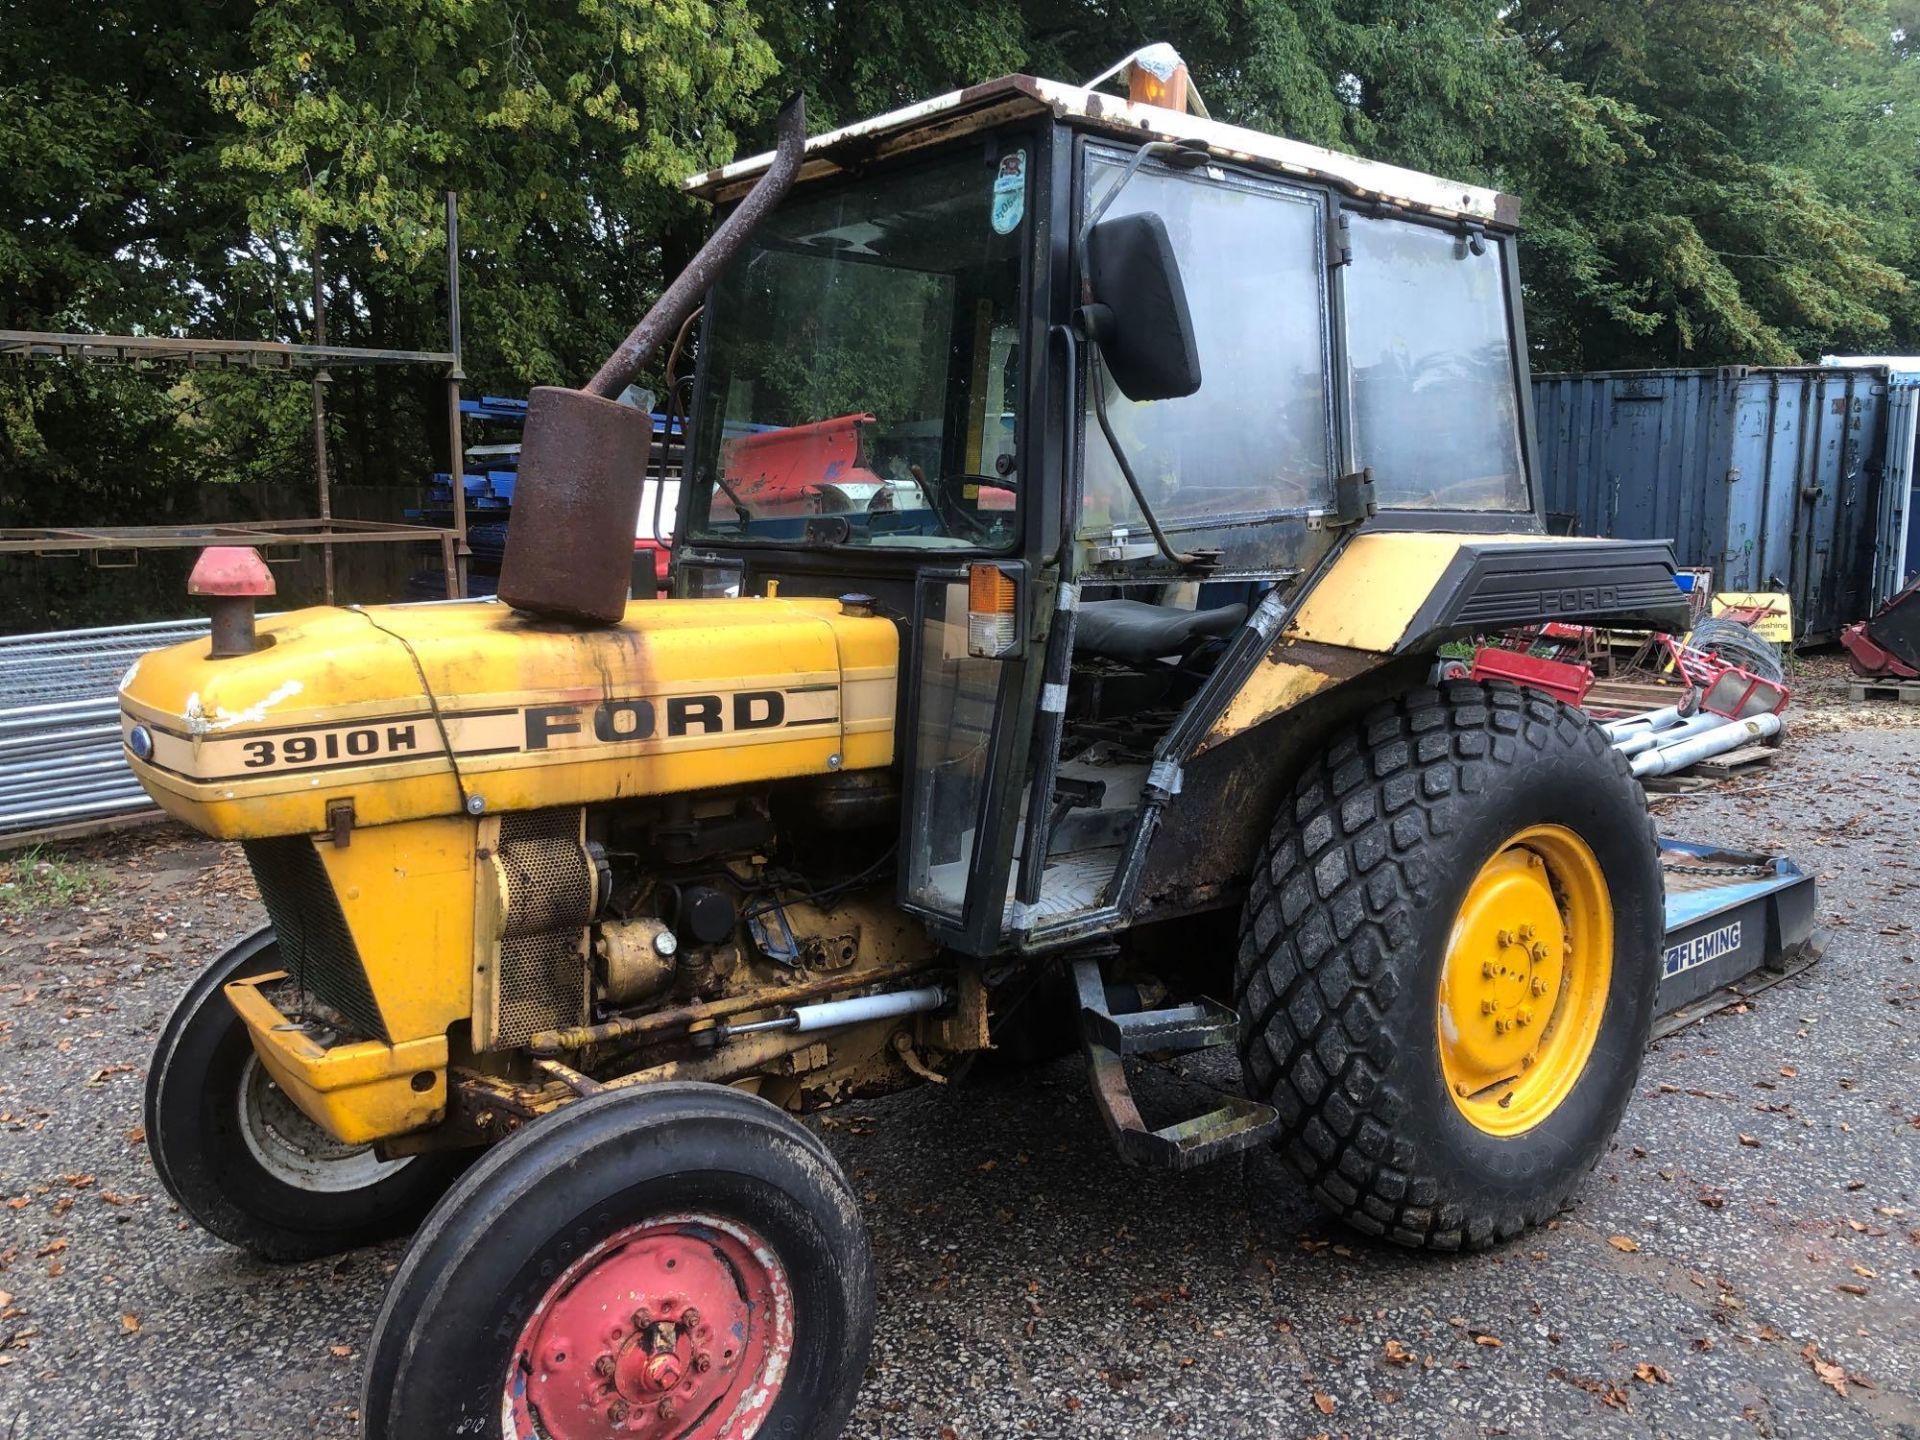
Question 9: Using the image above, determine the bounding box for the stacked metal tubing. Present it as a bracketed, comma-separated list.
[1602, 707, 1783, 779]
[0, 618, 208, 836]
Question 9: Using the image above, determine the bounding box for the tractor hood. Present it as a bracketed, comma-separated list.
[119, 596, 897, 839]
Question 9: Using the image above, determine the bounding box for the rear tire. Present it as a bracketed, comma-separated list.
[361, 1081, 874, 1440]
[1233, 682, 1661, 1250]
[145, 926, 463, 1261]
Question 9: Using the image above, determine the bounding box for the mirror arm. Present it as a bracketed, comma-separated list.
[1075, 138, 1209, 301]
[1084, 346, 1211, 571]
[1073, 134, 1215, 571]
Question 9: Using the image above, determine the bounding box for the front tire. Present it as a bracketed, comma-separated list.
[361, 1081, 875, 1440]
[1234, 682, 1661, 1250]
[145, 926, 463, 1260]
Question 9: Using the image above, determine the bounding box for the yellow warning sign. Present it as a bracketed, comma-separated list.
[1710, 592, 1793, 644]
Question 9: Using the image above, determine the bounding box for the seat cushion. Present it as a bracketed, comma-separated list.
[1075, 599, 1247, 664]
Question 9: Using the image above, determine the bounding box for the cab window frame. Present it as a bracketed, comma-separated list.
[676, 134, 1044, 561]
[1072, 139, 1343, 542]
[1333, 200, 1537, 516]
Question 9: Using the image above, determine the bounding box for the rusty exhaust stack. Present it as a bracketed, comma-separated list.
[497, 93, 809, 625]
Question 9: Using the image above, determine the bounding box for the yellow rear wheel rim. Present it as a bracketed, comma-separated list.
[1437, 824, 1612, 1136]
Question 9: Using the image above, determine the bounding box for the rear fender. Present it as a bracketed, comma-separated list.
[1202, 532, 1683, 754]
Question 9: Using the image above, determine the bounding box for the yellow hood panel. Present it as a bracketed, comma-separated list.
[120, 596, 898, 839]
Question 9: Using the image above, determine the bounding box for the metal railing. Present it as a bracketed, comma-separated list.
[0, 618, 208, 838]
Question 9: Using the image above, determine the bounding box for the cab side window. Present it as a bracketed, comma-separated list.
[1081, 150, 1334, 536]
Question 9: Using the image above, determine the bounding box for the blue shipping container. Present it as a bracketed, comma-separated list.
[1531, 366, 1917, 643]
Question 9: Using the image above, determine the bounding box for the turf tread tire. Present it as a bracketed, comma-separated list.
[1234, 681, 1661, 1251]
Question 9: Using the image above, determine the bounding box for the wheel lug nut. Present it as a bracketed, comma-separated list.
[1531, 976, 1547, 996]
[695, 1353, 713, 1373]
[631, 1308, 649, 1329]
[1494, 1019, 1509, 1035]
[1481, 999, 1496, 1015]
[1496, 930, 1513, 947]
[1531, 942, 1548, 962]
[594, 1354, 616, 1378]
[1481, 961, 1496, 979]
[680, 1307, 700, 1329]
[657, 1400, 676, 1421]
[608, 1398, 630, 1423]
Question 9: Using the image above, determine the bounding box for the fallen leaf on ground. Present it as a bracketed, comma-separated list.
[1383, 1340, 1414, 1366]
[1634, 1363, 1672, 1384]
[1608, 1235, 1640, 1252]
[1803, 1343, 1849, 1396]
[118, 1313, 140, 1334]
[1312, 1392, 1336, 1416]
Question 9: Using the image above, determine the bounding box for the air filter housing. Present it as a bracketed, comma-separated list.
[472, 807, 598, 1050]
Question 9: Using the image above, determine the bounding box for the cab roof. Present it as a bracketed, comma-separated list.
[684, 73, 1518, 229]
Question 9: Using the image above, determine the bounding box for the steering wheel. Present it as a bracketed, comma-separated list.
[910, 466, 1019, 542]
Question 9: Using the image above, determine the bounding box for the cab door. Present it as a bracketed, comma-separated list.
[895, 562, 1034, 950]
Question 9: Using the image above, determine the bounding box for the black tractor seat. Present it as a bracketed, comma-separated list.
[1075, 599, 1247, 665]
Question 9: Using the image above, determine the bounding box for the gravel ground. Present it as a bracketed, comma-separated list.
[1, 709, 1916, 1439]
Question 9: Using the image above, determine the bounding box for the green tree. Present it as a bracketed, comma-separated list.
[1509, 0, 1915, 367]
[8, 0, 1920, 589]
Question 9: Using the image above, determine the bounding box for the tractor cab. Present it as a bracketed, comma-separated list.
[670, 57, 1662, 956]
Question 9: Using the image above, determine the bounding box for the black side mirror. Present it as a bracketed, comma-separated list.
[1082, 212, 1203, 402]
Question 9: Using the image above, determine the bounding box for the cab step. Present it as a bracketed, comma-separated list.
[1071, 957, 1279, 1172]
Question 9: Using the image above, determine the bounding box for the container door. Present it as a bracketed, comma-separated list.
[1876, 383, 1919, 606]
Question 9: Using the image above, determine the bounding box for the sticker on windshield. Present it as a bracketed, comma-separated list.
[991, 151, 1027, 235]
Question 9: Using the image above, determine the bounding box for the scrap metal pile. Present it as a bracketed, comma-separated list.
[1466, 585, 1791, 787]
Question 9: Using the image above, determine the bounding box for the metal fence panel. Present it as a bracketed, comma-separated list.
[0, 617, 207, 839]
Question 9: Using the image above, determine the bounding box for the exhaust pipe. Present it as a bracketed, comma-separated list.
[497, 94, 809, 625]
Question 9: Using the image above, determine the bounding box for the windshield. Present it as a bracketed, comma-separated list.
[684, 147, 1028, 551]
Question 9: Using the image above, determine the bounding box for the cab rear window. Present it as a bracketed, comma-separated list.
[1344, 215, 1528, 511]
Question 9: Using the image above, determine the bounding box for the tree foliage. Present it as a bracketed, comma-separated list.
[3, 0, 1919, 536]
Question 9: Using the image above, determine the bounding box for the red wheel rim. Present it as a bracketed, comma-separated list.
[503, 1212, 792, 1439]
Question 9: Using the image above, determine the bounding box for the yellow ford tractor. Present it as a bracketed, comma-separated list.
[127, 52, 1690, 1440]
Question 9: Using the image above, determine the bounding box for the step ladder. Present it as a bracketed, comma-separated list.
[1071, 955, 1280, 1172]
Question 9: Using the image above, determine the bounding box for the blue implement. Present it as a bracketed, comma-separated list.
[1654, 836, 1822, 1036]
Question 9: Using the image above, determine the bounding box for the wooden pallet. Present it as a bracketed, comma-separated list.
[1690, 744, 1777, 778]
[1639, 774, 1717, 795]
[1847, 678, 1920, 704]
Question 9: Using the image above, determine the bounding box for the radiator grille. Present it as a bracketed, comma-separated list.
[242, 837, 387, 1041]
[482, 809, 593, 1048]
